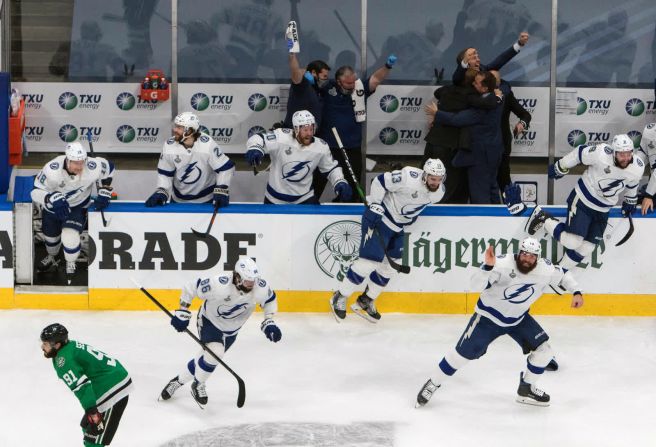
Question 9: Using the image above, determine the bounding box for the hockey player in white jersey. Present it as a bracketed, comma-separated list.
[245, 110, 352, 204]
[145, 112, 235, 207]
[415, 238, 583, 408]
[329, 159, 445, 323]
[637, 123, 656, 215]
[525, 133, 644, 272]
[31, 142, 114, 283]
[159, 257, 281, 407]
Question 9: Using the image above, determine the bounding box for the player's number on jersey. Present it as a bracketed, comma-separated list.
[86, 346, 117, 367]
[200, 278, 211, 294]
[62, 370, 79, 386]
[391, 171, 402, 183]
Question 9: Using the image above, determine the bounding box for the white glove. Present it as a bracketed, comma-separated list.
[286, 21, 300, 53]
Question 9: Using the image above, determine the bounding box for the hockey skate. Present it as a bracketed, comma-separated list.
[329, 291, 347, 322]
[415, 379, 440, 408]
[65, 261, 76, 285]
[191, 380, 208, 408]
[516, 372, 550, 406]
[524, 206, 554, 236]
[351, 293, 381, 323]
[36, 254, 59, 273]
[159, 376, 184, 401]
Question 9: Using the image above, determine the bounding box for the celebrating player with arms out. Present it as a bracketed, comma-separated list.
[329, 159, 445, 323]
[415, 238, 583, 408]
[145, 112, 235, 207]
[41, 323, 133, 446]
[160, 257, 281, 408]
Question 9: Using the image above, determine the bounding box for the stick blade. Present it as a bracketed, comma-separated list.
[191, 228, 208, 238]
[615, 215, 634, 247]
[236, 378, 246, 408]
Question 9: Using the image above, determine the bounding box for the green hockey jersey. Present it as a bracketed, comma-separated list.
[52, 340, 133, 412]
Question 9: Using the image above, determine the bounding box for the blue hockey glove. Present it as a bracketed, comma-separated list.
[145, 188, 168, 207]
[363, 203, 385, 229]
[622, 200, 636, 217]
[46, 192, 70, 220]
[261, 318, 282, 342]
[171, 309, 191, 332]
[80, 407, 104, 436]
[94, 187, 112, 211]
[334, 181, 352, 202]
[245, 148, 264, 167]
[503, 182, 527, 216]
[386, 54, 397, 69]
[548, 160, 568, 179]
[213, 186, 229, 208]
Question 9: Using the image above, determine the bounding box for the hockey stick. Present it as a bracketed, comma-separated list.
[86, 131, 109, 227]
[331, 127, 410, 274]
[252, 161, 271, 176]
[191, 202, 219, 238]
[131, 279, 246, 408]
[616, 214, 634, 247]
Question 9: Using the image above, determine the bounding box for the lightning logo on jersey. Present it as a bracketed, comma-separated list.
[503, 284, 536, 304]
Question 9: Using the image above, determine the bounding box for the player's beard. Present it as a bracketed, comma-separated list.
[297, 134, 312, 146]
[515, 256, 537, 274]
[42, 346, 57, 358]
[425, 183, 440, 192]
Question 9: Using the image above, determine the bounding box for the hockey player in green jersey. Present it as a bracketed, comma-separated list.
[40, 323, 133, 446]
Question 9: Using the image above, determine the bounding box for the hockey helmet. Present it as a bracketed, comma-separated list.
[65, 142, 87, 161]
[519, 237, 541, 256]
[40, 323, 69, 345]
[234, 257, 259, 283]
[642, 123, 656, 151]
[423, 158, 446, 177]
[174, 111, 200, 133]
[292, 110, 315, 133]
[611, 134, 634, 153]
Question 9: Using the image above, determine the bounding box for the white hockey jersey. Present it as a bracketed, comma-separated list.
[31, 155, 114, 208]
[472, 255, 580, 327]
[637, 123, 656, 196]
[156, 133, 235, 203]
[367, 167, 445, 232]
[180, 273, 277, 335]
[246, 128, 347, 204]
[558, 143, 644, 212]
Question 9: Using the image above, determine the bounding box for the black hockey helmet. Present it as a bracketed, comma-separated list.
[40, 323, 69, 345]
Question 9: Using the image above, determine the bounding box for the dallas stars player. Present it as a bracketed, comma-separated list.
[41, 323, 133, 446]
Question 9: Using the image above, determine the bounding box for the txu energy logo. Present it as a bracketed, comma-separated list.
[379, 95, 399, 113]
[625, 98, 645, 117]
[191, 93, 210, 111]
[248, 93, 268, 112]
[379, 127, 399, 145]
[116, 125, 136, 143]
[314, 220, 362, 280]
[248, 126, 266, 138]
[199, 125, 233, 144]
[576, 97, 587, 115]
[191, 93, 233, 111]
[21, 93, 44, 110]
[516, 98, 537, 113]
[627, 130, 642, 148]
[25, 126, 45, 142]
[513, 130, 537, 147]
[567, 129, 586, 147]
[116, 92, 136, 110]
[59, 124, 79, 142]
[58, 92, 78, 110]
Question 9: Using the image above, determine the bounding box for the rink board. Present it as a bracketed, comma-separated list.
[5, 203, 656, 315]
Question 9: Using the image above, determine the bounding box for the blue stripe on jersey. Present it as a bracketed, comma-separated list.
[322, 164, 339, 176]
[214, 159, 235, 173]
[625, 184, 638, 189]
[527, 361, 545, 374]
[476, 299, 527, 325]
[266, 184, 306, 202]
[577, 179, 612, 209]
[578, 145, 587, 162]
[158, 168, 175, 177]
[173, 184, 214, 201]
[198, 356, 216, 373]
[439, 358, 457, 376]
[265, 292, 276, 304]
[377, 174, 386, 190]
[63, 244, 81, 254]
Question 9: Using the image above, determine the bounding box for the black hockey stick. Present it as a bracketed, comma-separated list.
[131, 279, 246, 408]
[331, 127, 410, 274]
[191, 202, 219, 238]
[616, 214, 634, 247]
[86, 131, 109, 227]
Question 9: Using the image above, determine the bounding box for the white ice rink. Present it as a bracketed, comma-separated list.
[1, 310, 655, 446]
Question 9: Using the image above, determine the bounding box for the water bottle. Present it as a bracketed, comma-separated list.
[150, 76, 159, 90]
[142, 77, 151, 90]
[159, 77, 168, 90]
[10, 88, 20, 117]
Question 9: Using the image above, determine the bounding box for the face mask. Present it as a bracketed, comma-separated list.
[317, 78, 328, 89]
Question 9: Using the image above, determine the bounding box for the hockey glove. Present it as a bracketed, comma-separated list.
[363, 203, 385, 229]
[334, 181, 353, 202]
[46, 192, 71, 221]
[286, 20, 299, 53]
[171, 309, 191, 332]
[385, 54, 397, 69]
[548, 160, 568, 179]
[261, 318, 282, 342]
[622, 200, 637, 217]
[503, 182, 527, 216]
[213, 185, 230, 208]
[94, 187, 112, 211]
[245, 148, 264, 167]
[80, 407, 104, 436]
[145, 188, 168, 207]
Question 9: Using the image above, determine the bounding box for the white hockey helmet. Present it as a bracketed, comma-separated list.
[423, 158, 446, 177]
[65, 142, 87, 161]
[292, 110, 315, 133]
[234, 257, 259, 283]
[611, 133, 634, 153]
[519, 237, 541, 256]
[173, 111, 200, 132]
[642, 123, 656, 150]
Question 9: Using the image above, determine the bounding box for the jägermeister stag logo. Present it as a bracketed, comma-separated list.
[314, 220, 361, 280]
